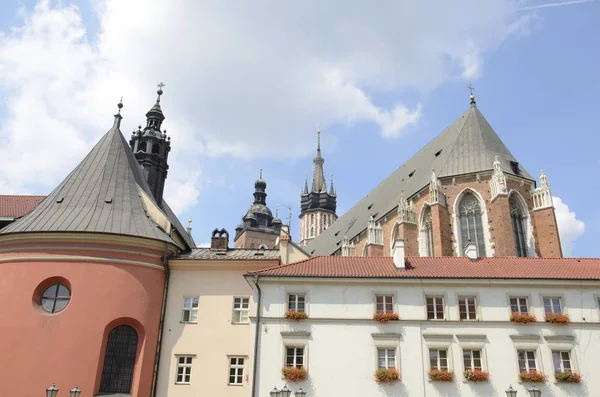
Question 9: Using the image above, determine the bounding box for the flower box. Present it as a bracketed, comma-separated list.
[545, 313, 570, 324]
[510, 312, 537, 324]
[519, 371, 546, 383]
[374, 368, 401, 383]
[428, 369, 454, 382]
[282, 366, 307, 382]
[373, 312, 400, 322]
[464, 369, 490, 382]
[555, 371, 581, 383]
[284, 310, 308, 321]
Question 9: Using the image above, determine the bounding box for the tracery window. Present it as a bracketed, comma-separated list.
[99, 325, 138, 394]
[422, 205, 434, 256]
[309, 214, 315, 238]
[458, 192, 486, 257]
[322, 214, 328, 231]
[510, 194, 528, 257]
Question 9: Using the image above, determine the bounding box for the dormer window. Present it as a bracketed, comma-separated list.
[510, 161, 520, 175]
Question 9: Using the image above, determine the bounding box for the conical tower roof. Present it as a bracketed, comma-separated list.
[307, 102, 530, 255]
[1, 112, 191, 248]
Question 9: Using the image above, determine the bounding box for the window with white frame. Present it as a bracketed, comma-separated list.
[232, 297, 250, 323]
[552, 351, 572, 373]
[228, 357, 245, 385]
[457, 191, 487, 257]
[543, 297, 562, 314]
[285, 347, 304, 368]
[463, 349, 482, 371]
[376, 295, 393, 313]
[429, 349, 449, 371]
[182, 297, 199, 323]
[176, 356, 193, 384]
[517, 350, 537, 372]
[288, 294, 306, 312]
[510, 297, 529, 314]
[377, 348, 396, 369]
[309, 214, 315, 238]
[426, 296, 444, 320]
[458, 296, 477, 320]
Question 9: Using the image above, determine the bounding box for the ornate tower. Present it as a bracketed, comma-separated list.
[299, 130, 337, 246]
[129, 83, 171, 206]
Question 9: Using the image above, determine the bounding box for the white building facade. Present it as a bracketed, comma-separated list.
[248, 249, 600, 397]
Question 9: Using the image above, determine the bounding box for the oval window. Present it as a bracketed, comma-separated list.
[41, 284, 71, 313]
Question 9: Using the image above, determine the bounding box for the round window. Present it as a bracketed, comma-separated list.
[41, 284, 71, 313]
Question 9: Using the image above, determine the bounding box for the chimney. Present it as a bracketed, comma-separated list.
[211, 228, 229, 250]
[392, 239, 405, 270]
[464, 241, 478, 260]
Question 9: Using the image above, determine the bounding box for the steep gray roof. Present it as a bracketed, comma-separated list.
[1, 115, 191, 248]
[177, 248, 280, 260]
[307, 104, 531, 256]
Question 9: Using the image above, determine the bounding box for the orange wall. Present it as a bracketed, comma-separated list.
[0, 249, 165, 397]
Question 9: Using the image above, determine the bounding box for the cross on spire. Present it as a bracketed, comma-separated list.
[468, 84, 476, 106]
[468, 84, 475, 96]
[156, 82, 165, 103]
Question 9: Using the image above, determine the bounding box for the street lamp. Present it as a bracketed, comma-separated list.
[69, 385, 81, 397]
[270, 386, 280, 397]
[505, 385, 517, 397]
[280, 385, 292, 397]
[528, 385, 541, 397]
[295, 387, 307, 397]
[46, 384, 59, 397]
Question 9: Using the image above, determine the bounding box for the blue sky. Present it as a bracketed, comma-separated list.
[0, 0, 597, 256]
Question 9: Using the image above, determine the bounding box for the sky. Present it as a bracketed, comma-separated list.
[0, 0, 597, 256]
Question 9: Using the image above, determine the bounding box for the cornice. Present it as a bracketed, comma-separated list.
[0, 253, 164, 270]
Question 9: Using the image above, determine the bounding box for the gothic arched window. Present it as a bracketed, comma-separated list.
[421, 205, 434, 256]
[99, 325, 138, 394]
[322, 214, 328, 231]
[309, 214, 315, 238]
[138, 141, 147, 153]
[510, 194, 528, 257]
[458, 192, 487, 257]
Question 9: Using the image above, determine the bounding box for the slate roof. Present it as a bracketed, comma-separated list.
[0, 195, 45, 218]
[306, 104, 532, 255]
[177, 248, 280, 260]
[0, 115, 193, 249]
[248, 256, 600, 280]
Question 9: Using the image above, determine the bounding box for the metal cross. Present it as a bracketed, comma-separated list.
[157, 82, 165, 90]
[467, 84, 475, 96]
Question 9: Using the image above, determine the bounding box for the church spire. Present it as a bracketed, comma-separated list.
[253, 168, 267, 205]
[303, 173, 309, 195]
[312, 129, 326, 192]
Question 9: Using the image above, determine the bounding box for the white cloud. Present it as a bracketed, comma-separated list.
[553, 196, 585, 256]
[0, 0, 532, 213]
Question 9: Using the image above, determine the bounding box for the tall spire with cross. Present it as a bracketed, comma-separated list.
[468, 84, 476, 107]
[312, 129, 326, 192]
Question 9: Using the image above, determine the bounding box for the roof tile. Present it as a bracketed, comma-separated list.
[0, 195, 45, 218]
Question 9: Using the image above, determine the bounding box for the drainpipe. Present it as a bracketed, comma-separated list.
[151, 246, 171, 397]
[251, 275, 262, 397]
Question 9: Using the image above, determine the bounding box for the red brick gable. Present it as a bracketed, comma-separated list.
[249, 256, 600, 280]
[0, 195, 45, 218]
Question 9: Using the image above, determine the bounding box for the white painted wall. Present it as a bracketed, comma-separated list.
[252, 278, 600, 397]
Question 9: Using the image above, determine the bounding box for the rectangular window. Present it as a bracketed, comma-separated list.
[510, 297, 529, 314]
[176, 356, 193, 384]
[285, 347, 304, 368]
[182, 297, 199, 323]
[288, 294, 306, 312]
[552, 351, 572, 373]
[228, 357, 245, 385]
[377, 348, 396, 369]
[459, 297, 477, 320]
[376, 295, 394, 313]
[518, 350, 537, 372]
[232, 297, 250, 323]
[429, 349, 448, 371]
[543, 297, 562, 314]
[426, 296, 444, 320]
[463, 349, 482, 371]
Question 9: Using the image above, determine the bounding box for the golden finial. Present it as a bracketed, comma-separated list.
[468, 84, 476, 106]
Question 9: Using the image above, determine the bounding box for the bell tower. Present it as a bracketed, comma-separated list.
[129, 83, 171, 206]
[299, 129, 337, 246]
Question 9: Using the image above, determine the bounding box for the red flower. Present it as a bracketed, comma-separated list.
[464, 369, 490, 382]
[510, 312, 537, 324]
[428, 369, 454, 382]
[555, 371, 581, 383]
[373, 312, 400, 322]
[282, 366, 307, 382]
[284, 310, 308, 321]
[519, 371, 546, 383]
[545, 313, 570, 324]
[374, 368, 401, 383]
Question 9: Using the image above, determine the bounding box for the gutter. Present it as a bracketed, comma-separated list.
[151, 246, 172, 397]
[251, 275, 262, 397]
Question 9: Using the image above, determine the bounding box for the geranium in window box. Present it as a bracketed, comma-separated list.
[374, 368, 401, 383]
[464, 369, 490, 382]
[510, 312, 537, 324]
[428, 369, 454, 382]
[282, 366, 307, 382]
[555, 371, 581, 383]
[545, 313, 570, 324]
[519, 371, 546, 383]
[373, 312, 400, 322]
[284, 310, 308, 321]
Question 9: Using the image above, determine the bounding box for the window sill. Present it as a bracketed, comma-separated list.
[180, 321, 198, 324]
[227, 384, 245, 387]
[231, 321, 250, 325]
[175, 382, 191, 385]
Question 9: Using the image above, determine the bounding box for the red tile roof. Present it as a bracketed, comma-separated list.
[0, 195, 45, 218]
[249, 256, 600, 280]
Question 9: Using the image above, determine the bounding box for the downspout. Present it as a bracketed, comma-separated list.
[251, 275, 262, 397]
[151, 245, 171, 397]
